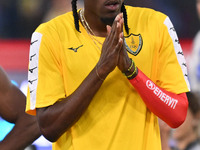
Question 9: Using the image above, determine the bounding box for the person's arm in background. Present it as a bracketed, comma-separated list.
[159, 119, 172, 150]
[0, 67, 41, 150]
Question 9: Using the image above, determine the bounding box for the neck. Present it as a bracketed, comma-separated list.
[82, 10, 109, 37]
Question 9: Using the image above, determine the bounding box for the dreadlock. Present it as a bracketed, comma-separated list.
[71, 0, 80, 32]
[71, 0, 129, 34]
[121, 2, 129, 34]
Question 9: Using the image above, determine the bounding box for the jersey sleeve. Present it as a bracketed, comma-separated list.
[26, 23, 66, 115]
[156, 15, 190, 94]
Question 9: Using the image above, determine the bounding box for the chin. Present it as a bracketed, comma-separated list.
[100, 17, 116, 26]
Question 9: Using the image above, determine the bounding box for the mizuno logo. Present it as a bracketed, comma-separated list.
[31, 40, 38, 45]
[30, 54, 36, 61]
[170, 27, 175, 32]
[29, 67, 37, 73]
[175, 39, 180, 44]
[28, 79, 37, 84]
[30, 89, 35, 93]
[182, 63, 187, 67]
[177, 51, 183, 55]
[68, 45, 83, 52]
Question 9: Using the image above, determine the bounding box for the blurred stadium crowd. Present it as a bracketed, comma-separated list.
[0, 0, 84, 38]
[0, 0, 199, 39]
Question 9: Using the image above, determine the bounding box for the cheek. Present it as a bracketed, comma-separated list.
[84, 0, 99, 11]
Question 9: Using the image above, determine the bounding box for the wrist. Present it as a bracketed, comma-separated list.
[95, 66, 104, 81]
[95, 63, 110, 81]
[121, 57, 132, 73]
[122, 58, 138, 79]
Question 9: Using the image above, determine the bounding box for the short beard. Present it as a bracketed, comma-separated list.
[100, 17, 116, 26]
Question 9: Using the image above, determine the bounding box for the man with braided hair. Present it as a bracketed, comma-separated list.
[26, 0, 190, 149]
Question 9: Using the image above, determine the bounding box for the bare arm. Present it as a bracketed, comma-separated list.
[159, 119, 172, 150]
[0, 67, 41, 150]
[36, 14, 125, 142]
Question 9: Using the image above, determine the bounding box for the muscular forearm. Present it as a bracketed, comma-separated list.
[129, 69, 188, 128]
[0, 87, 40, 149]
[0, 114, 40, 150]
[37, 67, 105, 142]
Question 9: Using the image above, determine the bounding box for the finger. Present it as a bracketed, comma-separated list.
[115, 35, 123, 53]
[106, 25, 112, 36]
[119, 32, 124, 40]
[120, 18, 124, 33]
[104, 13, 123, 50]
[118, 13, 123, 20]
[115, 14, 124, 39]
[112, 21, 122, 46]
[105, 15, 120, 42]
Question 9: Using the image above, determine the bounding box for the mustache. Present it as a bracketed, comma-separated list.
[104, 0, 121, 6]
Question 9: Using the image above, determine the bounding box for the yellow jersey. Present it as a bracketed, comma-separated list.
[26, 6, 190, 150]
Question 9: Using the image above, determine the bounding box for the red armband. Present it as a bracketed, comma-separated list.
[129, 69, 188, 128]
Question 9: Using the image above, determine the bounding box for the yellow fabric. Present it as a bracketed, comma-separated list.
[26, 6, 190, 150]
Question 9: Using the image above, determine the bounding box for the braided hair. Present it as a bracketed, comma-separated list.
[71, 0, 80, 32]
[71, 0, 129, 34]
[121, 2, 129, 34]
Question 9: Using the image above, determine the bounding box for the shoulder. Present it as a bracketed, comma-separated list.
[125, 5, 168, 24]
[34, 11, 74, 35]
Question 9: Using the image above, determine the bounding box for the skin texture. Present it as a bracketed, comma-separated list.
[0, 67, 41, 150]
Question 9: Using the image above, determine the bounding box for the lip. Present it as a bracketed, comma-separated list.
[104, 0, 120, 11]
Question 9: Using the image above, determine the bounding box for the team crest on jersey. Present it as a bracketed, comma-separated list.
[124, 33, 143, 56]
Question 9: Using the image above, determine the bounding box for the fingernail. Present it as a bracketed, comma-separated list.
[115, 16, 119, 21]
[119, 13, 123, 18]
[121, 32, 124, 37]
[117, 22, 119, 28]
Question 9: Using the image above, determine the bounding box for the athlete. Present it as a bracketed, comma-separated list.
[26, 0, 190, 149]
[0, 67, 40, 150]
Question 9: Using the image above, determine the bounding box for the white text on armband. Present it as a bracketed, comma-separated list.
[146, 80, 178, 109]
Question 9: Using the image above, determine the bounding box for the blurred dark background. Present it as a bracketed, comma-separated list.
[0, 0, 199, 39]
